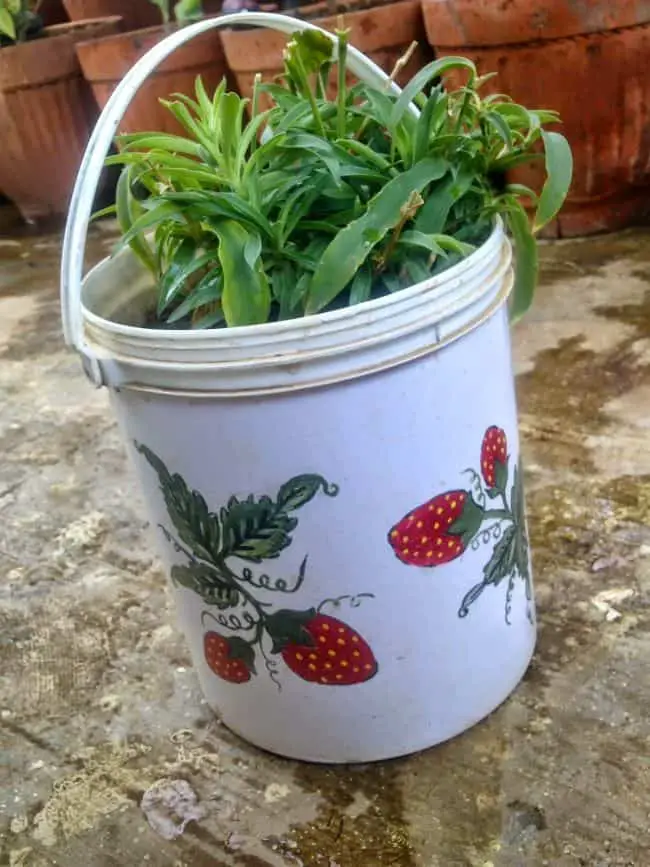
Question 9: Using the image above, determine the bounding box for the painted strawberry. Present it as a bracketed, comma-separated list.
[388, 489, 485, 567]
[265, 609, 377, 685]
[204, 632, 256, 684]
[481, 426, 508, 491]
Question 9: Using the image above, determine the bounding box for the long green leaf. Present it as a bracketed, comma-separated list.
[116, 133, 205, 158]
[534, 130, 573, 231]
[214, 221, 271, 326]
[306, 157, 449, 315]
[415, 168, 473, 234]
[507, 201, 538, 321]
[159, 249, 216, 314]
[115, 167, 156, 273]
[167, 270, 223, 323]
[390, 56, 477, 129]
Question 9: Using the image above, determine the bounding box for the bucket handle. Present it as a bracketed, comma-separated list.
[60, 11, 407, 386]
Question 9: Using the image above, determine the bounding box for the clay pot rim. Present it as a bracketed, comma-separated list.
[0, 17, 123, 90]
[0, 15, 123, 56]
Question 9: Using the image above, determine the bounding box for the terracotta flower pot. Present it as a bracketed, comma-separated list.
[0, 18, 121, 223]
[422, 0, 650, 237]
[39, 0, 69, 25]
[63, 0, 160, 31]
[75, 24, 232, 135]
[220, 0, 433, 112]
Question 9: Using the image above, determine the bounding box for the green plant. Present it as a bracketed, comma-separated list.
[148, 0, 203, 25]
[0, 0, 41, 43]
[105, 28, 572, 329]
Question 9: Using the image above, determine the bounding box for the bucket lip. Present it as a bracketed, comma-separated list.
[82, 218, 503, 342]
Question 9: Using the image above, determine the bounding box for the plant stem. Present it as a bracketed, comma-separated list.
[336, 24, 349, 139]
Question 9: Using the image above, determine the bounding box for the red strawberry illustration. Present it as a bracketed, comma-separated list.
[481, 426, 508, 490]
[204, 632, 256, 684]
[388, 489, 484, 567]
[266, 609, 377, 685]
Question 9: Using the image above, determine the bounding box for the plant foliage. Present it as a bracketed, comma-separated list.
[106, 28, 573, 329]
[0, 0, 42, 43]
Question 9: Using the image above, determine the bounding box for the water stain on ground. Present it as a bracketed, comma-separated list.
[518, 256, 650, 474]
[290, 761, 415, 867]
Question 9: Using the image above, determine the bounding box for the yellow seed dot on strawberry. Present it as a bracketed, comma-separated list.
[308, 663, 317, 671]
[402, 535, 409, 543]
[416, 520, 423, 529]
[351, 636, 359, 643]
[336, 674, 343, 680]
[322, 623, 330, 631]
[353, 666, 360, 673]
[325, 662, 332, 670]
[437, 538, 442, 545]
[434, 521, 439, 529]
[421, 536, 428, 544]
[451, 500, 457, 508]
[341, 660, 349, 667]
[364, 665, 372, 671]
[337, 638, 345, 646]
[296, 652, 304, 661]
[426, 550, 433, 557]
[321, 676, 329, 683]
[319, 636, 326, 643]
[309, 653, 317, 660]
[328, 650, 336, 657]
[402, 548, 409, 555]
[428, 505, 435, 511]
[390, 530, 398, 538]
[437, 552, 443, 558]
[447, 539, 454, 548]
[353, 650, 360, 658]
[437, 507, 443, 514]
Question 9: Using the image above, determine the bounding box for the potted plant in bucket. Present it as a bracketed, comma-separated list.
[62, 13, 572, 763]
[0, 0, 120, 221]
[73, 0, 231, 135]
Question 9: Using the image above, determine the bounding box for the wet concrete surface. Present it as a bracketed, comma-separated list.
[1, 214, 650, 866]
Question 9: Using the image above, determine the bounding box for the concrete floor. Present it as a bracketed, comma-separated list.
[1, 214, 650, 867]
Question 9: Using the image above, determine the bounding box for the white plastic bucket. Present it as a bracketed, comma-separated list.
[61, 13, 536, 763]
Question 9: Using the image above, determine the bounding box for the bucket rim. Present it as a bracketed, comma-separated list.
[82, 218, 504, 344]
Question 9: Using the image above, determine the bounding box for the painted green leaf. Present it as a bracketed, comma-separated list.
[482, 524, 517, 586]
[227, 636, 258, 675]
[534, 130, 573, 231]
[276, 474, 339, 512]
[171, 563, 239, 609]
[449, 495, 486, 547]
[306, 158, 449, 315]
[220, 495, 297, 562]
[511, 464, 531, 585]
[264, 608, 317, 654]
[136, 443, 222, 563]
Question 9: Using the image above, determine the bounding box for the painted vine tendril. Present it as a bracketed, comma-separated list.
[137, 443, 379, 688]
[388, 426, 533, 625]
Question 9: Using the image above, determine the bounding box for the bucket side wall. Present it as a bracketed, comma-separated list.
[108, 303, 535, 763]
